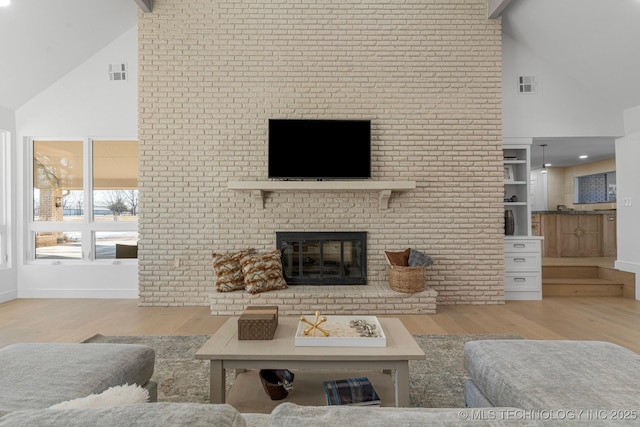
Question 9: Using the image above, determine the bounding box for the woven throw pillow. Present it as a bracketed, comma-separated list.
[212, 249, 254, 292]
[384, 248, 411, 266]
[408, 248, 434, 267]
[240, 249, 288, 294]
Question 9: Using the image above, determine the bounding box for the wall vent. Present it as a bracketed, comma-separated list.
[518, 75, 537, 94]
[108, 63, 127, 81]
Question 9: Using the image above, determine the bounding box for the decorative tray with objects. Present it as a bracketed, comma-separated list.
[294, 312, 386, 347]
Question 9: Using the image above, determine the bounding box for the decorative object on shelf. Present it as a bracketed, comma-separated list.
[504, 165, 515, 182]
[300, 311, 330, 337]
[259, 369, 294, 400]
[504, 210, 515, 236]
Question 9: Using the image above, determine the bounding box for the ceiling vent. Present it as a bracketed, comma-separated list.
[517, 75, 537, 94]
[108, 63, 127, 81]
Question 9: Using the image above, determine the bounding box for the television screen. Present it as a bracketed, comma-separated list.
[268, 119, 371, 180]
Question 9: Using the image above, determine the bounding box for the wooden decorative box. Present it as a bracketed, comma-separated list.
[237, 306, 278, 340]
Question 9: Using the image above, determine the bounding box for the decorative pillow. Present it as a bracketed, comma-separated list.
[49, 384, 149, 410]
[408, 248, 434, 267]
[240, 249, 288, 294]
[212, 249, 255, 292]
[384, 248, 411, 266]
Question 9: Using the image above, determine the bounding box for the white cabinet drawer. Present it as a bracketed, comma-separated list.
[505, 253, 540, 271]
[505, 273, 541, 292]
[504, 240, 540, 253]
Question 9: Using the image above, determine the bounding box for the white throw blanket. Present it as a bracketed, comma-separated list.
[49, 384, 149, 410]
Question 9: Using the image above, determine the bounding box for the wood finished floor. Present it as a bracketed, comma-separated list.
[2, 297, 640, 353]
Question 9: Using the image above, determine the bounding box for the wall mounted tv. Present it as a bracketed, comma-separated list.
[268, 119, 371, 180]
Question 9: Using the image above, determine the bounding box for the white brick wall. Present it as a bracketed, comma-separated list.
[137, 0, 504, 308]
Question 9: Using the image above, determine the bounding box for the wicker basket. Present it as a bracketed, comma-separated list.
[388, 265, 426, 293]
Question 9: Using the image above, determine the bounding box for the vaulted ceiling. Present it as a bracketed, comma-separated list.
[0, 0, 137, 111]
[1, 0, 638, 167]
[502, 0, 640, 168]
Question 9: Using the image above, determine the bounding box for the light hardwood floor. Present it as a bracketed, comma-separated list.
[2, 297, 640, 353]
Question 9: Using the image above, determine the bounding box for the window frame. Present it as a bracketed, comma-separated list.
[0, 130, 9, 269]
[27, 137, 138, 264]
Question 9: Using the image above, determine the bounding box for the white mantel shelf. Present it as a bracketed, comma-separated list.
[227, 180, 417, 209]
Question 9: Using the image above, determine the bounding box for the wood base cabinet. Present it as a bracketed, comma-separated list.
[539, 213, 616, 258]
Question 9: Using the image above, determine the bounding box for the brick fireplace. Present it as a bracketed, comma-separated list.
[209, 230, 438, 315]
[137, 0, 506, 311]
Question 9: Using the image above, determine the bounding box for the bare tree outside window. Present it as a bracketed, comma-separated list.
[122, 190, 139, 216]
[103, 191, 129, 217]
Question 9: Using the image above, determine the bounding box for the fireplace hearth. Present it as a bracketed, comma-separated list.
[276, 231, 366, 285]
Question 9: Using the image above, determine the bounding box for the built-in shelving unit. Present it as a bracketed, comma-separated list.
[503, 137, 542, 300]
[503, 140, 532, 236]
[227, 180, 416, 209]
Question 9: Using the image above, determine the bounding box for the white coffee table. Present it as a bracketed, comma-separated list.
[195, 316, 425, 407]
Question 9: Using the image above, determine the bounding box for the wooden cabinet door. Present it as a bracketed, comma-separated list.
[602, 214, 617, 257]
[559, 215, 602, 257]
[541, 214, 559, 257]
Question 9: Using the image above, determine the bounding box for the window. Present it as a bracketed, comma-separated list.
[30, 138, 138, 261]
[0, 130, 9, 268]
[574, 171, 616, 204]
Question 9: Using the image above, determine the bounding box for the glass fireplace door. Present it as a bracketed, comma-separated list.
[277, 232, 366, 285]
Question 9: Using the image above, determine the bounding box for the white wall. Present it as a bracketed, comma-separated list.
[0, 106, 17, 302]
[529, 169, 547, 212]
[502, 25, 624, 138]
[615, 105, 640, 299]
[15, 26, 139, 298]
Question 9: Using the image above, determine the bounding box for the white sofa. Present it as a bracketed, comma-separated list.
[0, 402, 540, 427]
[464, 340, 640, 412]
[1, 340, 636, 426]
[0, 343, 156, 416]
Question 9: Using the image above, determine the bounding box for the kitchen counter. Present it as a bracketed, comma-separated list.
[532, 210, 616, 215]
[532, 211, 616, 257]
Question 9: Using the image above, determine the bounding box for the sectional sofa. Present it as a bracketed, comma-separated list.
[1, 340, 638, 426]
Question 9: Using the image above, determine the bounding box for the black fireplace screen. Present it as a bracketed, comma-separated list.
[276, 232, 367, 285]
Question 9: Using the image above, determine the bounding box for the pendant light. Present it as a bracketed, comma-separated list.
[540, 144, 547, 174]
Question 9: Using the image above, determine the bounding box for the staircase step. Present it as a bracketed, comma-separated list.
[543, 278, 624, 297]
[542, 266, 599, 279]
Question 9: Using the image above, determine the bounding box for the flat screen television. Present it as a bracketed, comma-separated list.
[268, 119, 371, 180]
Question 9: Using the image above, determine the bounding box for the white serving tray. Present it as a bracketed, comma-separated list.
[294, 315, 386, 347]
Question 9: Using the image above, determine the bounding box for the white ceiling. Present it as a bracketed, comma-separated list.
[0, 0, 137, 111]
[502, 0, 640, 168]
[1, 0, 639, 168]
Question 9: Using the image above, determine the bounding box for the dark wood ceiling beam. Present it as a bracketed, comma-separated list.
[134, 0, 153, 13]
[488, 0, 512, 19]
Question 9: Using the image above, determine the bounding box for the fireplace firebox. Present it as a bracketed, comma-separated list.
[276, 232, 367, 285]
